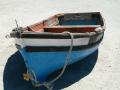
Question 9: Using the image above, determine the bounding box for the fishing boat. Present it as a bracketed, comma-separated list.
[10, 12, 105, 87]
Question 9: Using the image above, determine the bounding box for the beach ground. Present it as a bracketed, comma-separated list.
[0, 0, 120, 90]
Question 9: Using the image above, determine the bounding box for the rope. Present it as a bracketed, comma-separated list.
[28, 31, 74, 90]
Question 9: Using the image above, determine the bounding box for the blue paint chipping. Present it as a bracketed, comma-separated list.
[20, 45, 99, 82]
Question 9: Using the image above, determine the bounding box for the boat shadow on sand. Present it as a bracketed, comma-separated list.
[3, 50, 98, 90]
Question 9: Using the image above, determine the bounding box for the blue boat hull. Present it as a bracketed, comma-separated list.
[20, 44, 99, 82]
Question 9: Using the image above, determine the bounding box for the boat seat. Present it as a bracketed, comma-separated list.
[44, 25, 100, 33]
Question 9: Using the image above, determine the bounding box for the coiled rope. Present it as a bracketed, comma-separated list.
[28, 31, 74, 90]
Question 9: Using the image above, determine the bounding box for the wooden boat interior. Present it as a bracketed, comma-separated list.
[25, 12, 104, 33]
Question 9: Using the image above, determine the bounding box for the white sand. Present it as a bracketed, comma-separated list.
[0, 0, 120, 90]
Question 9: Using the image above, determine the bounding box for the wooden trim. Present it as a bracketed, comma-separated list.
[25, 36, 103, 52]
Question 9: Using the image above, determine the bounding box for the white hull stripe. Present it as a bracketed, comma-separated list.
[15, 38, 90, 47]
[15, 33, 104, 48]
[25, 37, 103, 52]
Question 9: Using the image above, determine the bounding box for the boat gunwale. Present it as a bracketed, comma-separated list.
[10, 30, 104, 39]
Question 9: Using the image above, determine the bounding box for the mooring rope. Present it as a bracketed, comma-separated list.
[28, 31, 74, 90]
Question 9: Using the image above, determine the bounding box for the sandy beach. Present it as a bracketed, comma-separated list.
[0, 0, 120, 90]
